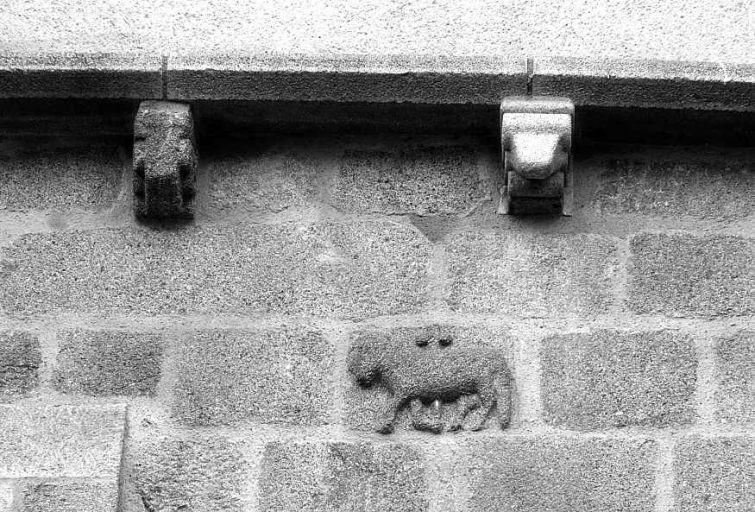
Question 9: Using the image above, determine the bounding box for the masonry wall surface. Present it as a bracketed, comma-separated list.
[0, 122, 752, 511]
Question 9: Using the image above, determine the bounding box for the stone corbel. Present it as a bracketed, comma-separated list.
[500, 96, 574, 216]
[133, 101, 197, 219]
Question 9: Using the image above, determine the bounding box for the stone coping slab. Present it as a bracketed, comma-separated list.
[0, 51, 752, 110]
[0, 53, 162, 99]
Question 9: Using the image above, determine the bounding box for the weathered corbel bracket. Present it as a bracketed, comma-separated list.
[133, 101, 197, 219]
[499, 97, 574, 216]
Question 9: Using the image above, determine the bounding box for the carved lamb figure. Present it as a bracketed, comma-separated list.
[348, 331, 512, 434]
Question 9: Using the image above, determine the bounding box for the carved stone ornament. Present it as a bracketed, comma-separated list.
[348, 329, 512, 434]
[133, 101, 197, 219]
[500, 96, 574, 216]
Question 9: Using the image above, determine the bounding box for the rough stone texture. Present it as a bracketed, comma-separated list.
[629, 234, 754, 317]
[0, 482, 13, 512]
[331, 146, 490, 215]
[0, 142, 123, 212]
[447, 232, 617, 316]
[541, 330, 697, 430]
[715, 331, 754, 424]
[675, 435, 754, 512]
[346, 324, 511, 434]
[172, 327, 333, 426]
[19, 479, 117, 512]
[534, 57, 754, 111]
[54, 329, 163, 397]
[460, 436, 657, 512]
[131, 433, 248, 512]
[0, 404, 125, 478]
[205, 145, 319, 215]
[133, 101, 197, 219]
[260, 441, 427, 512]
[0, 221, 431, 319]
[0, 331, 41, 401]
[0, 53, 162, 98]
[592, 154, 755, 219]
[3, 2, 751, 66]
[168, 54, 526, 103]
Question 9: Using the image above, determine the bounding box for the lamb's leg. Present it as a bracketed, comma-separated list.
[409, 399, 426, 430]
[378, 394, 404, 434]
[448, 394, 480, 431]
[495, 373, 512, 429]
[463, 385, 495, 431]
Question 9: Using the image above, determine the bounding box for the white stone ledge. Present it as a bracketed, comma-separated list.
[0, 51, 753, 110]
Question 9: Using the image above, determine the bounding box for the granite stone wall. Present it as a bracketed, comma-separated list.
[0, 128, 752, 511]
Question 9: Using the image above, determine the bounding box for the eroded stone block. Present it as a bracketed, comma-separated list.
[675, 436, 754, 512]
[715, 331, 755, 424]
[459, 436, 657, 512]
[54, 329, 163, 397]
[0, 331, 41, 401]
[0, 404, 125, 478]
[130, 433, 249, 512]
[133, 101, 197, 219]
[348, 325, 511, 434]
[172, 327, 333, 426]
[541, 330, 697, 429]
[260, 441, 427, 512]
[0, 221, 430, 319]
[19, 479, 117, 512]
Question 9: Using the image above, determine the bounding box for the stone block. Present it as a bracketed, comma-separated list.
[459, 436, 657, 512]
[54, 329, 163, 397]
[172, 327, 333, 426]
[168, 53, 526, 103]
[0, 221, 431, 319]
[541, 330, 697, 429]
[0, 53, 162, 99]
[0, 482, 13, 512]
[0, 331, 41, 401]
[330, 146, 490, 216]
[0, 404, 125, 478]
[447, 232, 617, 316]
[715, 331, 754, 424]
[592, 154, 754, 219]
[0, 142, 123, 213]
[131, 433, 248, 512]
[259, 440, 427, 512]
[206, 145, 319, 215]
[533, 57, 754, 111]
[675, 435, 754, 512]
[629, 234, 753, 317]
[346, 324, 511, 434]
[19, 479, 117, 512]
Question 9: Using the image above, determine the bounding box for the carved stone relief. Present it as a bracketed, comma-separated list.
[348, 327, 512, 434]
[133, 101, 197, 219]
[500, 96, 574, 216]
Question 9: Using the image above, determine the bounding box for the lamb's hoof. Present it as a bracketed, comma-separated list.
[414, 419, 443, 434]
[377, 423, 394, 435]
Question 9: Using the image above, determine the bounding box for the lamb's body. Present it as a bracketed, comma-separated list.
[349, 340, 511, 433]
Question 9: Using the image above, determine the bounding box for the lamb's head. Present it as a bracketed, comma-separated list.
[347, 341, 382, 387]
